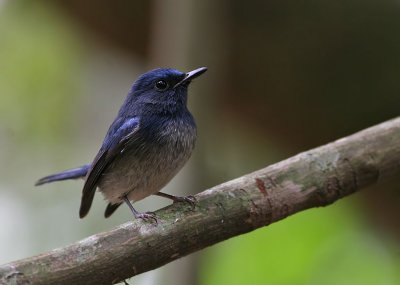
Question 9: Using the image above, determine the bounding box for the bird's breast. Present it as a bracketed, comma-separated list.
[98, 115, 197, 204]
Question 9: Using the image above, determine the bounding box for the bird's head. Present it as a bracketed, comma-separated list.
[120, 67, 207, 115]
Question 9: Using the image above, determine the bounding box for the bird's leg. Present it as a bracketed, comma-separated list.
[122, 196, 157, 223]
[154, 192, 196, 208]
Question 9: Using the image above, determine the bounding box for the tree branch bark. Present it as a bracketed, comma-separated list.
[1, 117, 400, 285]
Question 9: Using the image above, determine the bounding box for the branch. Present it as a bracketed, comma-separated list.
[2, 117, 400, 285]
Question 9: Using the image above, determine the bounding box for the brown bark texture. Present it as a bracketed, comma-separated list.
[1, 117, 400, 285]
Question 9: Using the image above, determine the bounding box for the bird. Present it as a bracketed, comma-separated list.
[35, 67, 207, 221]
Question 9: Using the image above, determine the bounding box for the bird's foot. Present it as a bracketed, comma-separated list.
[154, 192, 197, 209]
[171, 195, 196, 208]
[123, 196, 158, 223]
[134, 211, 158, 223]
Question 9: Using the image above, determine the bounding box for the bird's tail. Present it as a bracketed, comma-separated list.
[35, 164, 91, 186]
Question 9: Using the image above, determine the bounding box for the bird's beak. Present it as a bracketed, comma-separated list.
[174, 67, 208, 88]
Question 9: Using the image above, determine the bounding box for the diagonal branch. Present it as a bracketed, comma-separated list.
[1, 117, 400, 285]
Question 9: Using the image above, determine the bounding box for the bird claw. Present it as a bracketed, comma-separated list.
[134, 211, 158, 223]
[172, 195, 196, 208]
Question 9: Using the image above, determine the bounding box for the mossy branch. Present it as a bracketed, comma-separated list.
[1, 117, 400, 285]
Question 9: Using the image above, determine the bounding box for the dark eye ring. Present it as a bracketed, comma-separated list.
[155, 80, 168, 91]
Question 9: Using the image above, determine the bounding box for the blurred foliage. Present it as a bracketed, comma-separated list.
[0, 0, 82, 143]
[200, 198, 400, 285]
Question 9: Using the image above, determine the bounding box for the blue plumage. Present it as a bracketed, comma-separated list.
[36, 67, 207, 220]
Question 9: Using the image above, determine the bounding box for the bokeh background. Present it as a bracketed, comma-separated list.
[0, 0, 399, 284]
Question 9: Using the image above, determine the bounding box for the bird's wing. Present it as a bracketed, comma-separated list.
[79, 116, 140, 218]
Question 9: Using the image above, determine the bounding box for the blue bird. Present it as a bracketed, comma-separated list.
[36, 67, 207, 220]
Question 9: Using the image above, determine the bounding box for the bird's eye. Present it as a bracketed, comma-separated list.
[155, 80, 168, 91]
